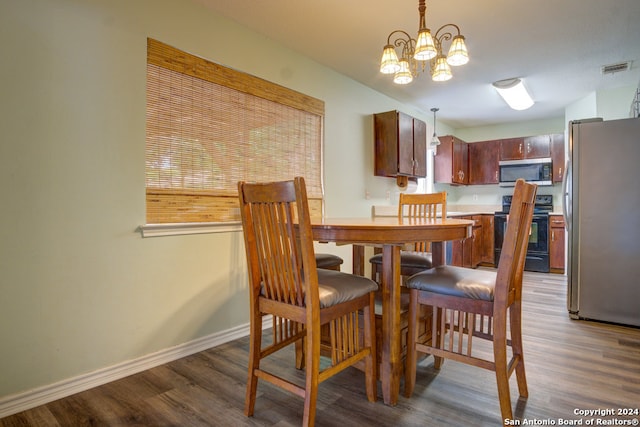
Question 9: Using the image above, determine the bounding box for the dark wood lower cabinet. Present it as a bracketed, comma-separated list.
[450, 214, 494, 268]
[549, 214, 566, 273]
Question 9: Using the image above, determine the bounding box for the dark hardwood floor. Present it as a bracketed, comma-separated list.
[2, 271, 639, 426]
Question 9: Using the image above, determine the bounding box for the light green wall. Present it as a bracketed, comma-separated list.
[0, 0, 414, 398]
[454, 117, 566, 142]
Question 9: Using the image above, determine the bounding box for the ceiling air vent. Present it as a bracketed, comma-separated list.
[601, 61, 631, 75]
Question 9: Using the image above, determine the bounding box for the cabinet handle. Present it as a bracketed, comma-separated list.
[519, 143, 522, 154]
[558, 167, 562, 176]
[495, 170, 498, 180]
[527, 142, 531, 154]
[552, 230, 555, 242]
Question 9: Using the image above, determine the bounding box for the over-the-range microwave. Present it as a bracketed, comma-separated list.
[498, 157, 553, 186]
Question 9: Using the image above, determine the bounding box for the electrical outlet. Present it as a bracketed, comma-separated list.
[473, 194, 478, 201]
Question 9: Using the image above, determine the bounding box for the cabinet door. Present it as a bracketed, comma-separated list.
[549, 215, 566, 272]
[500, 138, 525, 160]
[481, 214, 495, 265]
[452, 138, 468, 184]
[397, 112, 414, 176]
[412, 118, 427, 177]
[471, 215, 483, 267]
[434, 136, 454, 184]
[523, 135, 551, 158]
[373, 111, 398, 177]
[551, 133, 565, 182]
[434, 135, 468, 184]
[469, 140, 499, 184]
[450, 239, 464, 266]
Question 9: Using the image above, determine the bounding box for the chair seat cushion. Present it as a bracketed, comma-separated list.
[315, 253, 344, 269]
[316, 269, 378, 308]
[369, 251, 432, 269]
[405, 265, 496, 301]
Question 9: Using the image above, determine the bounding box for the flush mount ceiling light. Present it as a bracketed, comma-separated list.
[492, 78, 534, 110]
[379, 0, 469, 84]
[430, 107, 441, 147]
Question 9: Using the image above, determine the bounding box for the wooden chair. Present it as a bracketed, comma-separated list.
[239, 177, 377, 427]
[314, 253, 344, 271]
[403, 179, 536, 422]
[370, 192, 447, 282]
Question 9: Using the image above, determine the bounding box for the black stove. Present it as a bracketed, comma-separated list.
[495, 194, 554, 215]
[494, 194, 552, 272]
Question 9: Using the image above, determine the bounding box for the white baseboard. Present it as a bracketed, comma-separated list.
[0, 317, 271, 419]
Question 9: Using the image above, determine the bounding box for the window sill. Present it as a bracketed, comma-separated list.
[138, 222, 242, 238]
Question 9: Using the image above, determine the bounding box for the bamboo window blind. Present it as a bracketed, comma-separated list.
[146, 38, 324, 224]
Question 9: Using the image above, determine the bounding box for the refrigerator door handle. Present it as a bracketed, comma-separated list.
[562, 159, 571, 231]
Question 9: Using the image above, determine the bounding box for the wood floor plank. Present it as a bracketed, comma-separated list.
[2, 271, 639, 426]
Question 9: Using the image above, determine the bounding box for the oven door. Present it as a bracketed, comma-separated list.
[494, 213, 549, 272]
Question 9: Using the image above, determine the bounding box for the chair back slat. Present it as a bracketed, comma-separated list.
[239, 178, 316, 308]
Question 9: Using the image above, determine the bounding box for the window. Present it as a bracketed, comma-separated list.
[146, 38, 324, 224]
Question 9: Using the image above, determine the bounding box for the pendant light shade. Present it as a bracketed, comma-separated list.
[431, 56, 452, 82]
[393, 59, 414, 84]
[414, 29, 437, 61]
[380, 45, 401, 74]
[446, 35, 469, 66]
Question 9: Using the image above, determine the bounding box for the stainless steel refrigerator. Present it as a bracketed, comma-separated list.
[564, 117, 640, 327]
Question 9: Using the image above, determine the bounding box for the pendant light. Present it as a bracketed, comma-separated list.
[430, 107, 441, 147]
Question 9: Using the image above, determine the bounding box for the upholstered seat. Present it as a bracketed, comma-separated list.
[316, 269, 378, 308]
[315, 253, 344, 271]
[370, 192, 446, 283]
[370, 251, 432, 270]
[259, 268, 377, 309]
[405, 265, 495, 301]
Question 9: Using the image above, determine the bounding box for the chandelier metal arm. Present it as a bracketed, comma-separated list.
[386, 30, 417, 59]
[433, 23, 461, 47]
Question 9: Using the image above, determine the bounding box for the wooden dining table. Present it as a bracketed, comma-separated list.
[310, 216, 474, 406]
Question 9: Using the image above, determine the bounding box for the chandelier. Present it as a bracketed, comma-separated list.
[379, 0, 469, 84]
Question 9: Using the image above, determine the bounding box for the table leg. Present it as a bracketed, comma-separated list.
[380, 244, 401, 406]
[431, 241, 445, 266]
[352, 244, 365, 276]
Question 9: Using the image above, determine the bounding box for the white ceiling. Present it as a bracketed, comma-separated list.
[195, 0, 640, 128]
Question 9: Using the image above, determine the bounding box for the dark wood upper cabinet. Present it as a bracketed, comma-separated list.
[523, 135, 552, 158]
[551, 133, 565, 183]
[468, 139, 500, 184]
[499, 137, 526, 160]
[374, 110, 427, 178]
[434, 135, 468, 185]
[500, 135, 552, 160]
[435, 133, 564, 186]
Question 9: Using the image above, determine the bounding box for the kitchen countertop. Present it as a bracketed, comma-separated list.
[372, 205, 499, 217]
